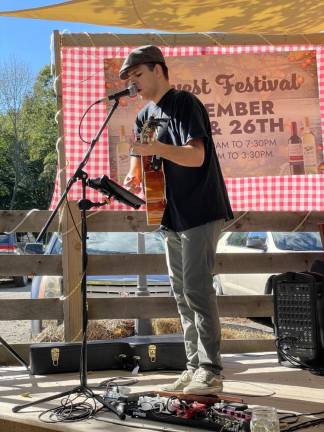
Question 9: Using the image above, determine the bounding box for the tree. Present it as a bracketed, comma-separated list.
[0, 121, 15, 208]
[0, 63, 58, 210]
[21, 65, 58, 208]
[0, 57, 33, 208]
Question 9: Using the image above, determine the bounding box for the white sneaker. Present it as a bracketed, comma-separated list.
[160, 370, 194, 392]
[183, 368, 223, 395]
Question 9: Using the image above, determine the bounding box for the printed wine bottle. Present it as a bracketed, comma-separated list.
[302, 117, 318, 174]
[288, 122, 304, 175]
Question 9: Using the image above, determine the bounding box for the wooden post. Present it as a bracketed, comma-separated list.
[53, 30, 67, 193]
[53, 31, 83, 341]
[61, 201, 83, 341]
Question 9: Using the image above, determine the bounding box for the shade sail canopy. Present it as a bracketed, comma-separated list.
[0, 0, 323, 34]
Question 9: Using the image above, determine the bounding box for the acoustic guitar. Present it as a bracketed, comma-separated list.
[139, 116, 166, 225]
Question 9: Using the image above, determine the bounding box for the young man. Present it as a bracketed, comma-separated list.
[120, 45, 233, 395]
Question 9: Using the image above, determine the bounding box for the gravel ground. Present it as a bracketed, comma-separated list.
[0, 279, 32, 343]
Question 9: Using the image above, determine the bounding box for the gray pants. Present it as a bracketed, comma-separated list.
[164, 219, 224, 374]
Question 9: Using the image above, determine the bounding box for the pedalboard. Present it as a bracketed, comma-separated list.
[103, 388, 251, 431]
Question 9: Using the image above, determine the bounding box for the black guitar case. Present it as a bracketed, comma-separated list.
[29, 334, 186, 375]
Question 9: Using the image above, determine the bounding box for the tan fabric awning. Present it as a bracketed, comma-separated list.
[0, 0, 323, 34]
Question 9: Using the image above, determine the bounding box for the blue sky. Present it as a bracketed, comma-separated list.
[0, 0, 154, 76]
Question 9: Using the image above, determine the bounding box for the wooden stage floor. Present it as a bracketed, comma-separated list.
[1, 352, 324, 432]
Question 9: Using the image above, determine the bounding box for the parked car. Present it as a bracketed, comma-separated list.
[0, 232, 28, 287]
[16, 232, 36, 252]
[214, 231, 323, 296]
[31, 231, 170, 335]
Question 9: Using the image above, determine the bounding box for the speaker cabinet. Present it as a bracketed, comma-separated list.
[272, 272, 324, 370]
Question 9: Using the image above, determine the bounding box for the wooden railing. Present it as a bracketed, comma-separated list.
[1, 208, 324, 364]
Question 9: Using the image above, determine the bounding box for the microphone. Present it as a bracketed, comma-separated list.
[107, 83, 137, 101]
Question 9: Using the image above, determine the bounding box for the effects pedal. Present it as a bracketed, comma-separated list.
[123, 392, 251, 431]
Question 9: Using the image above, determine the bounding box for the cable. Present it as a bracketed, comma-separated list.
[78, 98, 105, 145]
[275, 337, 324, 375]
[218, 380, 276, 398]
[4, 208, 40, 235]
[281, 416, 324, 431]
[276, 338, 309, 368]
[279, 409, 324, 430]
[280, 409, 324, 421]
[38, 389, 98, 423]
[94, 376, 139, 389]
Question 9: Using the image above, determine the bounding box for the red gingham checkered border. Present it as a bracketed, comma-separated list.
[51, 44, 324, 211]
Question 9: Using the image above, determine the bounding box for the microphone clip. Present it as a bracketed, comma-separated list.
[78, 198, 109, 211]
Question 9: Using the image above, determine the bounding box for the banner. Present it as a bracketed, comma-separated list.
[54, 44, 324, 211]
[104, 50, 323, 181]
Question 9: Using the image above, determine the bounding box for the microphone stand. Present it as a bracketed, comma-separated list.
[0, 336, 29, 370]
[12, 98, 127, 419]
[35, 98, 121, 244]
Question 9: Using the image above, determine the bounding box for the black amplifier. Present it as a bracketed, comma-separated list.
[272, 271, 324, 369]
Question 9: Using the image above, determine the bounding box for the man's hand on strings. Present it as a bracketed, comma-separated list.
[131, 139, 163, 157]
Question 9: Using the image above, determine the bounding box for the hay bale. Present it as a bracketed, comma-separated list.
[152, 318, 182, 335]
[32, 319, 135, 343]
[87, 319, 134, 340]
[32, 322, 64, 343]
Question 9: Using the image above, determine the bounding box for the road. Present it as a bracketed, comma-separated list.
[0, 279, 31, 344]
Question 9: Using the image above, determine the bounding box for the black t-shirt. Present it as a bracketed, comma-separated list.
[134, 88, 233, 231]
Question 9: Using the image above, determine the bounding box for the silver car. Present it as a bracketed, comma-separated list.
[214, 231, 323, 295]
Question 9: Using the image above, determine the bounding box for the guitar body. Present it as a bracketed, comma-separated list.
[142, 157, 166, 225]
[139, 116, 167, 225]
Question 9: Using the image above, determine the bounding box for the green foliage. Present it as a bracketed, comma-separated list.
[15, 159, 55, 209]
[22, 66, 58, 163]
[0, 64, 58, 209]
[0, 122, 15, 208]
